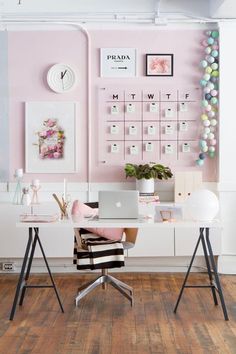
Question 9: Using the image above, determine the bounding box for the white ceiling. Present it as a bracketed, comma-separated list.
[0, 0, 236, 19]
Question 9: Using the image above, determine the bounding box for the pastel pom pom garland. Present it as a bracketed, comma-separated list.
[197, 30, 219, 166]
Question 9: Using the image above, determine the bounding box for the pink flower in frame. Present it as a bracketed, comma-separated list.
[44, 118, 57, 128]
[146, 54, 173, 76]
[39, 131, 47, 138]
[53, 152, 61, 158]
[37, 118, 66, 160]
[149, 58, 169, 73]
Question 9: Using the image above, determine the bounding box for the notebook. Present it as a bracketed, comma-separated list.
[98, 190, 139, 219]
[20, 214, 59, 223]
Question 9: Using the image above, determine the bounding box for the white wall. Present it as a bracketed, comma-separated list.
[218, 23, 236, 185]
[217, 22, 236, 273]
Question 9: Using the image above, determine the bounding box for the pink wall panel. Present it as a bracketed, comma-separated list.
[8, 31, 87, 182]
[7, 28, 218, 183]
[90, 29, 218, 182]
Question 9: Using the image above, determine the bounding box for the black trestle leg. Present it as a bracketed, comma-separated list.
[201, 230, 218, 306]
[174, 229, 202, 314]
[10, 227, 64, 320]
[9, 228, 33, 320]
[205, 228, 229, 321]
[36, 229, 64, 313]
[19, 230, 38, 306]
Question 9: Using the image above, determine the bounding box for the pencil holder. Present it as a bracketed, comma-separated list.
[52, 193, 70, 220]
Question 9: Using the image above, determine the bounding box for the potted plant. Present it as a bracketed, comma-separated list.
[124, 162, 173, 194]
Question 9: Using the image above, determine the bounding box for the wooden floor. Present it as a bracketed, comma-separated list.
[0, 273, 236, 354]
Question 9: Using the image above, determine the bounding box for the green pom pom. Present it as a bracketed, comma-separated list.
[201, 114, 208, 121]
[211, 31, 219, 39]
[205, 66, 212, 74]
[196, 159, 204, 166]
[208, 151, 215, 158]
[211, 70, 219, 77]
[211, 97, 218, 105]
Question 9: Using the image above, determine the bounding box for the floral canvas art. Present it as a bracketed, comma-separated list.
[25, 102, 77, 173]
[146, 54, 174, 76]
[37, 118, 65, 159]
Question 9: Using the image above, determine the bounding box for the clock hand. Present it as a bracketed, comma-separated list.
[61, 70, 67, 80]
[60, 70, 68, 90]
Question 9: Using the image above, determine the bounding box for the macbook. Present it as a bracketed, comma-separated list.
[98, 190, 139, 219]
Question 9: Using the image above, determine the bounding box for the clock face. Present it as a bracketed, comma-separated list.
[47, 63, 77, 93]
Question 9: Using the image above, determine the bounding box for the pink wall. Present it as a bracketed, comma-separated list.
[8, 31, 87, 182]
[8, 28, 217, 182]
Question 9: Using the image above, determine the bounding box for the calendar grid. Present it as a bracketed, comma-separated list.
[99, 87, 201, 165]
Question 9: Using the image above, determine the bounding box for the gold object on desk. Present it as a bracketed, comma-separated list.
[160, 210, 173, 222]
[52, 193, 69, 220]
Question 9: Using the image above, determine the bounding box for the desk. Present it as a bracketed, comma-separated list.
[10, 217, 228, 321]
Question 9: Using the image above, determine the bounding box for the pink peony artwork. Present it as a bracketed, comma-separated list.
[37, 118, 65, 159]
[146, 54, 173, 76]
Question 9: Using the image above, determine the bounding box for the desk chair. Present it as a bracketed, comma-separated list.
[74, 203, 137, 306]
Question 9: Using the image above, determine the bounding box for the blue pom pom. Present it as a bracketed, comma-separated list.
[205, 93, 212, 100]
[200, 60, 208, 68]
[199, 153, 206, 160]
[200, 79, 207, 87]
[211, 50, 219, 58]
[210, 77, 217, 83]
[207, 37, 214, 45]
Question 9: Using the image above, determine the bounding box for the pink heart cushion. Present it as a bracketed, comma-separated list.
[71, 200, 98, 217]
[85, 227, 124, 241]
[72, 200, 124, 240]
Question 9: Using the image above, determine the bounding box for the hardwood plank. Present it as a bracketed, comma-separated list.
[0, 273, 236, 354]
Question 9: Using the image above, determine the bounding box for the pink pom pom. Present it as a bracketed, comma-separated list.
[211, 90, 218, 97]
[210, 139, 217, 146]
[206, 105, 212, 112]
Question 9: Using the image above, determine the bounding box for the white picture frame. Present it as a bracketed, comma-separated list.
[25, 101, 77, 173]
[100, 48, 136, 77]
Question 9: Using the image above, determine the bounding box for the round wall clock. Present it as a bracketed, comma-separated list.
[47, 63, 77, 93]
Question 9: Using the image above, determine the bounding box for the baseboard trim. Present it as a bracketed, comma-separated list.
[218, 255, 236, 274]
[0, 256, 208, 274]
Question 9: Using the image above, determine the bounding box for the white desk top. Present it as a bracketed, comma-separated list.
[16, 215, 222, 229]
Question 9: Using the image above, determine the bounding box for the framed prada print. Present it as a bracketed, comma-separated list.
[100, 48, 136, 78]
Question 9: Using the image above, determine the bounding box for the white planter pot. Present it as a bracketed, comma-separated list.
[136, 178, 155, 195]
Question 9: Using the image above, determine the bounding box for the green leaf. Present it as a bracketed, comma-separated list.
[124, 162, 173, 180]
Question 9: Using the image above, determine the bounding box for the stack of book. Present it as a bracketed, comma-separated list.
[139, 194, 160, 204]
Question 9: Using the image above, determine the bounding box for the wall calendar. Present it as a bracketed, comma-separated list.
[98, 87, 202, 168]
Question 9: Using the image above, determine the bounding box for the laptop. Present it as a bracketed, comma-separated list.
[98, 190, 139, 219]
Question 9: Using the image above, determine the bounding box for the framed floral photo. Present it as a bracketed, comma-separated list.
[25, 101, 77, 173]
[146, 54, 174, 77]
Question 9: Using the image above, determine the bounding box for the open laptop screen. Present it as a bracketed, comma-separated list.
[98, 190, 139, 219]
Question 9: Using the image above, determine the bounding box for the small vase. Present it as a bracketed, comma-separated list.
[136, 178, 155, 195]
[21, 187, 31, 206]
[60, 210, 69, 220]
